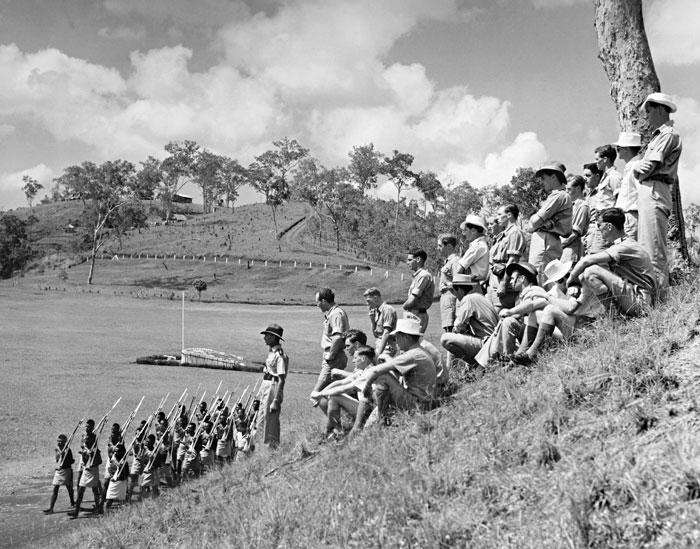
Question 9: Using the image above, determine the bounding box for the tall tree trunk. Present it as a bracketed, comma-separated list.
[87, 234, 98, 285]
[594, 0, 689, 264]
[271, 205, 281, 252]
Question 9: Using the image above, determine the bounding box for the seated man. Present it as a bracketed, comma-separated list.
[474, 262, 548, 367]
[441, 274, 498, 364]
[567, 207, 656, 316]
[310, 345, 375, 437]
[352, 318, 436, 431]
[510, 258, 599, 365]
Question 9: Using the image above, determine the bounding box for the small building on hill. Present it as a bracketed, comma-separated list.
[172, 193, 193, 204]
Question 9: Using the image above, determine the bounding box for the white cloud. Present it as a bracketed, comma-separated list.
[0, 0, 545, 209]
[443, 132, 547, 187]
[0, 123, 15, 137]
[0, 164, 54, 210]
[646, 0, 700, 65]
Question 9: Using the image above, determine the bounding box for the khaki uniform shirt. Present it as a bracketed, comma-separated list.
[530, 189, 572, 237]
[453, 293, 499, 338]
[369, 302, 397, 338]
[408, 268, 435, 311]
[321, 304, 349, 350]
[389, 346, 436, 403]
[438, 253, 461, 292]
[640, 121, 682, 185]
[615, 155, 641, 212]
[490, 224, 526, 264]
[605, 238, 656, 293]
[458, 236, 489, 281]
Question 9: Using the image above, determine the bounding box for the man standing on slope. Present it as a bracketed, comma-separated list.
[311, 287, 350, 394]
[402, 249, 435, 333]
[635, 92, 682, 295]
[527, 162, 572, 284]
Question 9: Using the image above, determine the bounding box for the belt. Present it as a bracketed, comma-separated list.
[407, 308, 427, 314]
[263, 373, 279, 381]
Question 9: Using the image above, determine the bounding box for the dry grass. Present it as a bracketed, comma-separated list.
[43, 275, 700, 548]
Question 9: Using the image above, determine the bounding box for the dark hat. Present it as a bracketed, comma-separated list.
[535, 162, 567, 185]
[260, 323, 284, 341]
[506, 262, 539, 285]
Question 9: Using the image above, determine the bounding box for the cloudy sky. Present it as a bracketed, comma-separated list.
[0, 0, 699, 210]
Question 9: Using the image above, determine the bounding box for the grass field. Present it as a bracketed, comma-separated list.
[27, 275, 700, 549]
[0, 288, 443, 489]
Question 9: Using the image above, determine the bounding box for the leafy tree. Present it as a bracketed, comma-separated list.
[0, 214, 32, 278]
[348, 143, 384, 194]
[193, 149, 227, 214]
[21, 175, 43, 208]
[219, 158, 247, 210]
[489, 167, 547, 221]
[291, 157, 325, 245]
[192, 279, 207, 300]
[317, 167, 363, 252]
[381, 150, 417, 228]
[55, 160, 137, 284]
[414, 171, 444, 213]
[248, 137, 309, 251]
[135, 156, 162, 201]
[160, 140, 199, 220]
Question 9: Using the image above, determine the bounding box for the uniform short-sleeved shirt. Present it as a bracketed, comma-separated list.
[408, 268, 435, 311]
[389, 346, 436, 403]
[458, 236, 490, 280]
[370, 302, 397, 338]
[570, 198, 590, 237]
[517, 285, 548, 306]
[438, 253, 461, 292]
[605, 238, 656, 293]
[530, 189, 572, 237]
[615, 155, 641, 212]
[596, 167, 621, 209]
[453, 293, 499, 338]
[641, 122, 682, 185]
[490, 224, 527, 264]
[264, 345, 288, 377]
[321, 304, 349, 350]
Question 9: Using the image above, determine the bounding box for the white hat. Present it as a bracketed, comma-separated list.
[543, 259, 572, 287]
[451, 273, 479, 287]
[641, 92, 677, 114]
[612, 132, 642, 148]
[460, 214, 487, 232]
[391, 317, 423, 336]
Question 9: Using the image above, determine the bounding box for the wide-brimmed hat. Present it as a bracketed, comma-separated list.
[642, 92, 677, 113]
[505, 262, 539, 285]
[535, 162, 567, 184]
[391, 317, 423, 337]
[460, 214, 487, 232]
[260, 323, 284, 341]
[612, 131, 642, 148]
[451, 273, 479, 287]
[542, 259, 572, 287]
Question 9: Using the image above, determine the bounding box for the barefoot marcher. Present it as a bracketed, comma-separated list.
[71, 423, 103, 518]
[105, 444, 129, 512]
[44, 433, 76, 514]
[256, 323, 288, 449]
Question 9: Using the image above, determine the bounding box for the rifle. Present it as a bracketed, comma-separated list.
[185, 383, 202, 418]
[204, 391, 231, 451]
[114, 414, 153, 481]
[208, 380, 223, 410]
[58, 418, 84, 468]
[86, 397, 122, 468]
[120, 396, 145, 439]
[240, 399, 261, 453]
[187, 390, 207, 425]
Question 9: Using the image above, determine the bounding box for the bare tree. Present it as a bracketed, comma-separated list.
[594, 0, 688, 262]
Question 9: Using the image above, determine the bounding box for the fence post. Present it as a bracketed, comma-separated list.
[339, 264, 342, 270]
[401, 273, 404, 281]
[355, 266, 358, 272]
[324, 263, 327, 269]
[385, 271, 389, 279]
[214, 256, 217, 263]
[265, 260, 268, 267]
[226, 257, 228, 264]
[309, 262, 312, 268]
[279, 260, 282, 267]
[251, 259, 254, 266]
[294, 261, 297, 268]
[370, 269, 373, 276]
[203, 256, 206, 262]
[238, 258, 241, 265]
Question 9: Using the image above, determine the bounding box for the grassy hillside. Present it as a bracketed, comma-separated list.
[8, 200, 415, 303]
[50, 277, 700, 548]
